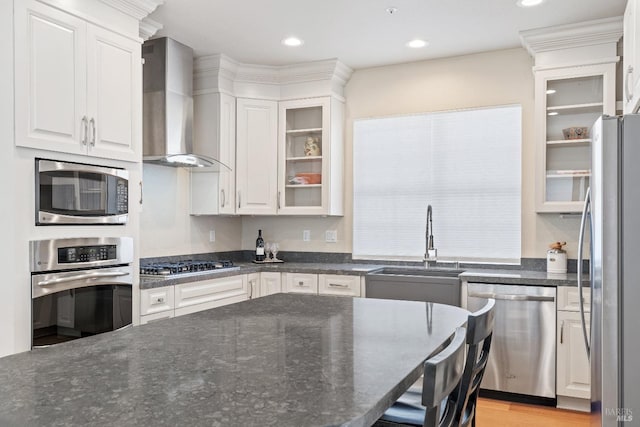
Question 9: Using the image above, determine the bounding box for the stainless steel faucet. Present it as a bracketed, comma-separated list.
[424, 205, 437, 267]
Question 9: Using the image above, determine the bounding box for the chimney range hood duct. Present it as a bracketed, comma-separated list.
[142, 37, 229, 170]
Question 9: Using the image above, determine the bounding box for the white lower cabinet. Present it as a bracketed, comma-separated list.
[248, 272, 282, 299]
[283, 272, 318, 294]
[318, 274, 361, 297]
[175, 275, 248, 316]
[140, 310, 174, 325]
[556, 286, 591, 411]
[260, 272, 282, 297]
[139, 275, 249, 322]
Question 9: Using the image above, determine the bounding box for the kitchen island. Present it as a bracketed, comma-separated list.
[0, 294, 468, 427]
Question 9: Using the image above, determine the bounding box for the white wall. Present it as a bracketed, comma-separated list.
[139, 165, 242, 257]
[240, 48, 582, 259]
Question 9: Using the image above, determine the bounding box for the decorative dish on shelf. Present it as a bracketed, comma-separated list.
[288, 173, 321, 185]
[562, 127, 589, 140]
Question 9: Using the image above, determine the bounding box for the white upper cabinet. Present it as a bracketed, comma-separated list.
[236, 98, 279, 215]
[278, 97, 344, 216]
[520, 17, 622, 213]
[624, 0, 640, 114]
[534, 65, 615, 213]
[191, 92, 237, 215]
[86, 24, 141, 161]
[15, 0, 141, 162]
[190, 55, 352, 217]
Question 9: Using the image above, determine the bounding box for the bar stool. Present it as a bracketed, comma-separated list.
[453, 298, 495, 427]
[375, 299, 495, 427]
[377, 327, 467, 427]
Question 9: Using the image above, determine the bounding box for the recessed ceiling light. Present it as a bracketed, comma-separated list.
[386, 7, 398, 15]
[548, 112, 559, 116]
[546, 89, 557, 94]
[407, 39, 428, 48]
[517, 0, 545, 7]
[282, 37, 304, 47]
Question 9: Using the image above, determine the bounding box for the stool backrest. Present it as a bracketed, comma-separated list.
[454, 298, 496, 427]
[422, 327, 467, 427]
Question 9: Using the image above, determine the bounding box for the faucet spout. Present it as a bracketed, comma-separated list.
[424, 205, 437, 267]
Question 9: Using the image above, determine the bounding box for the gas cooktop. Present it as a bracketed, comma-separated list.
[140, 260, 238, 279]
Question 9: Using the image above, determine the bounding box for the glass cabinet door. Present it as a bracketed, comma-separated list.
[280, 99, 329, 212]
[544, 75, 602, 205]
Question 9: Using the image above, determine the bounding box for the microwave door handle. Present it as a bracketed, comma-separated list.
[37, 271, 130, 287]
[577, 186, 591, 358]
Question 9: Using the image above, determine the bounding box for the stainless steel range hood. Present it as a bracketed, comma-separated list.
[142, 37, 230, 170]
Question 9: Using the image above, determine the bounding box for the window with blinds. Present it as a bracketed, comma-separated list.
[353, 105, 521, 263]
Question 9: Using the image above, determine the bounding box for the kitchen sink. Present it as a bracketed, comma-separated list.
[368, 266, 465, 277]
[366, 266, 464, 306]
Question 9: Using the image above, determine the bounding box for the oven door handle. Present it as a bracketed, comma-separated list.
[37, 271, 130, 287]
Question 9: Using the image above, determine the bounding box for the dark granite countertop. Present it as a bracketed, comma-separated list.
[140, 262, 586, 290]
[0, 294, 469, 427]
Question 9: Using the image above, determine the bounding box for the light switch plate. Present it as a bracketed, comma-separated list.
[325, 230, 337, 243]
[303, 230, 311, 241]
[209, 230, 216, 242]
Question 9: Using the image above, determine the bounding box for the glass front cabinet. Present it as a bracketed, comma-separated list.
[535, 63, 616, 213]
[277, 97, 344, 215]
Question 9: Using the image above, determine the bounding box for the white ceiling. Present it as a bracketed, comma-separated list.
[150, 0, 627, 70]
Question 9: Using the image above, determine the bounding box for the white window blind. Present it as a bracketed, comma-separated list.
[353, 105, 521, 263]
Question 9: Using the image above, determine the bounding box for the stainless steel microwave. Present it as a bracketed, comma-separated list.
[36, 159, 129, 225]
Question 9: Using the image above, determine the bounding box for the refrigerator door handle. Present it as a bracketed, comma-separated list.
[577, 186, 591, 358]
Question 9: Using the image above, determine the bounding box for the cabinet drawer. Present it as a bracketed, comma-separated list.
[140, 310, 174, 325]
[175, 275, 248, 314]
[318, 274, 361, 297]
[140, 286, 175, 316]
[557, 286, 591, 312]
[283, 273, 318, 294]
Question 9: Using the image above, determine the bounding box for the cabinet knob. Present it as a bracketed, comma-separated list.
[298, 281, 304, 286]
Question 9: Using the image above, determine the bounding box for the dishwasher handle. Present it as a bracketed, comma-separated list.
[467, 291, 554, 302]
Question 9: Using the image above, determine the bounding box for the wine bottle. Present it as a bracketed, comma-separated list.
[255, 229, 265, 262]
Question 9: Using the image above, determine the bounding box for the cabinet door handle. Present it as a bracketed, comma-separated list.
[238, 191, 241, 209]
[89, 118, 96, 146]
[81, 116, 88, 145]
[221, 189, 226, 208]
[329, 283, 349, 288]
[278, 191, 281, 210]
[626, 66, 634, 102]
[139, 181, 143, 205]
[249, 280, 254, 299]
[560, 320, 564, 344]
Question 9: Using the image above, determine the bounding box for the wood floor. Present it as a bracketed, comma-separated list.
[476, 398, 590, 427]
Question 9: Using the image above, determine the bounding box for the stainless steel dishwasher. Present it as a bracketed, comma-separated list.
[466, 283, 556, 400]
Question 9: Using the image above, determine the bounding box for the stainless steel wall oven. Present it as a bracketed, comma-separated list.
[30, 237, 133, 347]
[35, 158, 129, 225]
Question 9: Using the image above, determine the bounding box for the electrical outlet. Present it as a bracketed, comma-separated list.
[325, 230, 337, 243]
[303, 230, 311, 241]
[209, 230, 216, 242]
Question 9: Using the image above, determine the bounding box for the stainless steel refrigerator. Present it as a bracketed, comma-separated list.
[579, 115, 640, 426]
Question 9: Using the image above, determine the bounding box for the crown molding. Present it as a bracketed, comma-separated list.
[520, 16, 623, 57]
[139, 16, 162, 40]
[99, 0, 163, 21]
[195, 55, 353, 87]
